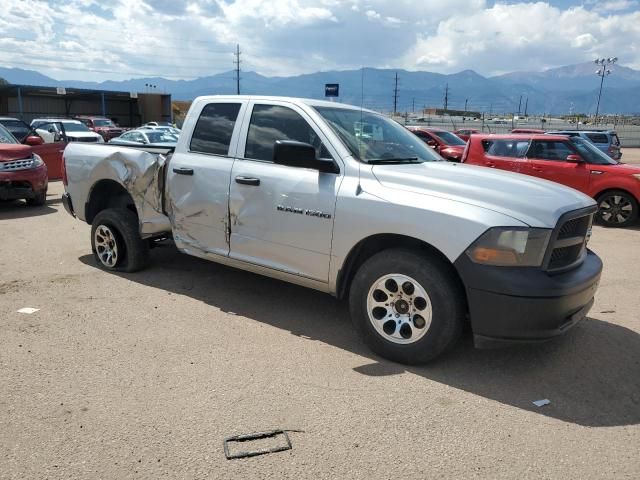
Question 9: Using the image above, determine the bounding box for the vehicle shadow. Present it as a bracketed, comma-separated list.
[79, 245, 640, 428]
[0, 198, 58, 219]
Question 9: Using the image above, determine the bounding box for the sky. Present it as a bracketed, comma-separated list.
[0, 0, 638, 82]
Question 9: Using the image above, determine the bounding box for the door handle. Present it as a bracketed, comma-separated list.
[173, 167, 194, 176]
[235, 176, 260, 186]
[485, 162, 496, 168]
[532, 167, 543, 172]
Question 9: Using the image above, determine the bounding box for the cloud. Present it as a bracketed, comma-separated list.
[0, 0, 638, 82]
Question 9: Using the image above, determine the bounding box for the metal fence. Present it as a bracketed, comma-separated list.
[397, 115, 640, 147]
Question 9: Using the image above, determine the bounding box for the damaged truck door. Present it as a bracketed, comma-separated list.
[167, 102, 246, 257]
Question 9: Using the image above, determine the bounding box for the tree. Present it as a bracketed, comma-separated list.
[0, 77, 8, 86]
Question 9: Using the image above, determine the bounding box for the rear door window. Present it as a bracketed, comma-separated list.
[585, 133, 608, 144]
[527, 140, 574, 161]
[190, 103, 242, 156]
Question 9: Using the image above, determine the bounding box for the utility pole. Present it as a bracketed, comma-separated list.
[524, 97, 528, 117]
[412, 97, 415, 113]
[464, 98, 468, 112]
[234, 44, 241, 95]
[443, 83, 449, 111]
[393, 72, 399, 114]
[517, 95, 522, 116]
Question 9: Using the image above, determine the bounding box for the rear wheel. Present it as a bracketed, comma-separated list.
[596, 190, 638, 227]
[349, 248, 465, 364]
[90, 208, 149, 272]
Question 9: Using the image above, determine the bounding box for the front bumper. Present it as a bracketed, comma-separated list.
[0, 164, 48, 201]
[454, 249, 602, 347]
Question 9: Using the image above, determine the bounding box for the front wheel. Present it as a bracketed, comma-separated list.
[596, 190, 638, 227]
[90, 208, 149, 272]
[349, 249, 465, 364]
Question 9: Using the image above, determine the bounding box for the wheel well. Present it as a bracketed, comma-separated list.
[594, 188, 639, 204]
[336, 233, 465, 301]
[85, 179, 138, 224]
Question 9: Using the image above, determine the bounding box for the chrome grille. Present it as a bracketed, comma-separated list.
[0, 158, 34, 171]
[547, 211, 593, 272]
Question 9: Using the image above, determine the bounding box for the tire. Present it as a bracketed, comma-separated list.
[26, 189, 47, 206]
[596, 190, 638, 228]
[348, 248, 465, 364]
[90, 208, 149, 272]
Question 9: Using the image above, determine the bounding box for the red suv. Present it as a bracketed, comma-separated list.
[76, 116, 124, 141]
[463, 134, 640, 227]
[453, 128, 479, 141]
[0, 123, 48, 206]
[407, 127, 467, 161]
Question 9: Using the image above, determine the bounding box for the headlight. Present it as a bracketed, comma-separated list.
[32, 154, 44, 168]
[466, 227, 551, 267]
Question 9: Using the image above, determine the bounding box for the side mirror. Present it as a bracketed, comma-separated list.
[273, 140, 339, 174]
[25, 135, 44, 146]
[566, 154, 583, 163]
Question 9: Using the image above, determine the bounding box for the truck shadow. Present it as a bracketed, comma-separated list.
[79, 245, 640, 428]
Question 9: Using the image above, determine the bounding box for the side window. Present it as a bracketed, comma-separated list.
[586, 133, 608, 144]
[528, 141, 573, 161]
[483, 139, 529, 158]
[190, 103, 241, 155]
[245, 104, 330, 162]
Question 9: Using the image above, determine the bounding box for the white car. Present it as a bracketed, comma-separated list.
[30, 119, 104, 143]
[139, 125, 181, 136]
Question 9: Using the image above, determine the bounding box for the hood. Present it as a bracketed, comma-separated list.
[601, 162, 640, 174]
[440, 145, 465, 157]
[67, 132, 101, 138]
[371, 162, 595, 228]
[0, 144, 33, 162]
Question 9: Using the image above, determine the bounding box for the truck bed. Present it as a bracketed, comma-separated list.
[63, 143, 173, 237]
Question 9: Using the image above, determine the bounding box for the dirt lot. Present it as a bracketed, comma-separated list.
[1, 172, 639, 479]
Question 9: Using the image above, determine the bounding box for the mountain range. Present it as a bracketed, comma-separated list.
[1, 62, 639, 115]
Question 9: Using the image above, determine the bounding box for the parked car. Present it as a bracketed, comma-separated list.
[453, 128, 479, 141]
[462, 134, 640, 227]
[511, 128, 545, 134]
[62, 95, 601, 364]
[545, 130, 622, 160]
[75, 116, 124, 141]
[0, 123, 48, 206]
[109, 129, 177, 147]
[0, 118, 67, 179]
[31, 119, 104, 144]
[142, 121, 173, 127]
[407, 127, 466, 161]
[138, 125, 181, 136]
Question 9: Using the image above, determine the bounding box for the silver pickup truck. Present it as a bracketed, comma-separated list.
[62, 96, 602, 364]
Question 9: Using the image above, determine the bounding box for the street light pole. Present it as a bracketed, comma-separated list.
[594, 57, 617, 124]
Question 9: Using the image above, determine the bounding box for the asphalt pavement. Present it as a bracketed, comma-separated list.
[1, 171, 639, 479]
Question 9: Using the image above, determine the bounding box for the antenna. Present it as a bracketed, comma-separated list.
[233, 44, 241, 94]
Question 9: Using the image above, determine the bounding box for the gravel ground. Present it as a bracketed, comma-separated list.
[1, 177, 639, 480]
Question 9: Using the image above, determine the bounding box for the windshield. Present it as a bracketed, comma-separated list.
[60, 121, 91, 133]
[0, 124, 18, 144]
[0, 120, 30, 142]
[93, 119, 115, 127]
[146, 131, 177, 143]
[571, 137, 618, 165]
[314, 107, 442, 163]
[433, 131, 466, 146]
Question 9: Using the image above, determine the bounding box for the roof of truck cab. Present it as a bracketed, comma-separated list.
[192, 95, 374, 112]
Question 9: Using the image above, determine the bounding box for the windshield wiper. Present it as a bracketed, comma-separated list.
[367, 157, 422, 164]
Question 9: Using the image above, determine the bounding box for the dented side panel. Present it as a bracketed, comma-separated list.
[63, 143, 172, 236]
